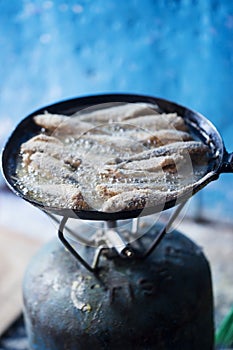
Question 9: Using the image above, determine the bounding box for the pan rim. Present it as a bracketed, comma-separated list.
[1, 93, 224, 221]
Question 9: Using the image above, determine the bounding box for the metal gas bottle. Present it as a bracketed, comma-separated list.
[23, 226, 214, 350]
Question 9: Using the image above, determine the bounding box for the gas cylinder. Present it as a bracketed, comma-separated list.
[23, 225, 214, 349]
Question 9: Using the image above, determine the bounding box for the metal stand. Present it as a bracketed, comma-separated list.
[57, 216, 96, 272]
[142, 200, 187, 258]
[46, 201, 188, 273]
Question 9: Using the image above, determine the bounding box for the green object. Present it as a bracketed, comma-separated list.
[216, 306, 233, 347]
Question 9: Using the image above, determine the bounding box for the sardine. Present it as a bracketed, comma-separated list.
[18, 104, 210, 213]
[124, 113, 187, 132]
[108, 141, 209, 164]
[24, 183, 89, 210]
[139, 129, 192, 147]
[34, 113, 70, 131]
[74, 102, 160, 123]
[34, 113, 99, 136]
[21, 134, 63, 158]
[81, 133, 145, 154]
[118, 154, 185, 173]
[97, 154, 194, 194]
[95, 181, 169, 200]
[86, 128, 192, 148]
[101, 184, 194, 213]
[21, 134, 82, 169]
[27, 152, 79, 184]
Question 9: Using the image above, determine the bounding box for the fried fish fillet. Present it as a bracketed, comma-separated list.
[95, 181, 169, 200]
[98, 155, 187, 187]
[34, 113, 100, 137]
[125, 113, 187, 132]
[26, 152, 79, 184]
[34, 103, 160, 135]
[24, 183, 89, 210]
[75, 102, 160, 123]
[139, 129, 192, 147]
[101, 185, 194, 213]
[80, 133, 145, 154]
[21, 134, 82, 169]
[34, 113, 69, 131]
[90, 128, 192, 147]
[117, 154, 185, 173]
[21, 134, 63, 161]
[17, 103, 210, 213]
[108, 141, 209, 165]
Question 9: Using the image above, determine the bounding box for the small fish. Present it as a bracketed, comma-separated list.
[125, 113, 187, 132]
[108, 141, 209, 164]
[81, 133, 145, 154]
[21, 134, 82, 170]
[118, 154, 184, 173]
[101, 184, 194, 213]
[95, 181, 169, 200]
[75, 102, 160, 123]
[24, 183, 89, 210]
[139, 129, 192, 147]
[26, 152, 79, 184]
[34, 113, 102, 137]
[17, 104, 210, 212]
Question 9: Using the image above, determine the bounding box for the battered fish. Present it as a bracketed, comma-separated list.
[34, 114, 101, 137]
[125, 113, 187, 132]
[16, 103, 210, 213]
[21, 134, 82, 169]
[23, 183, 89, 210]
[108, 141, 209, 164]
[26, 152, 79, 184]
[76, 102, 160, 122]
[101, 185, 194, 213]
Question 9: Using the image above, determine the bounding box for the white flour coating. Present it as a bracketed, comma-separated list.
[15, 102, 210, 212]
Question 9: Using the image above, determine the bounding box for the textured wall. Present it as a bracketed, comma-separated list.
[0, 0, 233, 221]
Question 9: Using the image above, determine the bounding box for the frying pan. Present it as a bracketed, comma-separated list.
[2, 93, 233, 221]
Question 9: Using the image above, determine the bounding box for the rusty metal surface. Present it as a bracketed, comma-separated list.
[23, 227, 214, 349]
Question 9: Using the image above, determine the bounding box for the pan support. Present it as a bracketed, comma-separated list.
[45, 200, 188, 273]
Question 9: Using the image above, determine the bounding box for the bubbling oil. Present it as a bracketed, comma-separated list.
[15, 110, 210, 212]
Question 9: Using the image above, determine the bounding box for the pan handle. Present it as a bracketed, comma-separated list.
[219, 150, 233, 173]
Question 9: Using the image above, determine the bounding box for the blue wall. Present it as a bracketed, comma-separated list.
[1, 0, 233, 221]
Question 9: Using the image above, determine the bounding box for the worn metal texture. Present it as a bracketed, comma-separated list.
[23, 227, 214, 350]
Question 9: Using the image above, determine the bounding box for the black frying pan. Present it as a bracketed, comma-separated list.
[2, 93, 233, 221]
